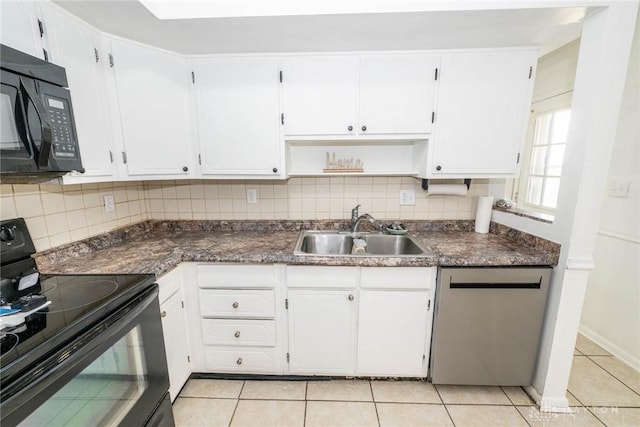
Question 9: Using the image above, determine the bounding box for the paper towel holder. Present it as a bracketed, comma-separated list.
[421, 178, 471, 191]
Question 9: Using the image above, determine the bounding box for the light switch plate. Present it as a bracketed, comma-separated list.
[609, 180, 630, 198]
[246, 188, 257, 204]
[103, 194, 115, 212]
[400, 189, 416, 205]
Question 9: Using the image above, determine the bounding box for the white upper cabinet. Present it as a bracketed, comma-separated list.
[281, 54, 438, 138]
[192, 57, 282, 177]
[109, 38, 194, 178]
[358, 54, 438, 135]
[40, 4, 117, 182]
[281, 56, 359, 137]
[0, 0, 42, 59]
[429, 49, 537, 178]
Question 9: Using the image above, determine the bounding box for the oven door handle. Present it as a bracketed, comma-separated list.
[0, 286, 161, 425]
[19, 77, 52, 168]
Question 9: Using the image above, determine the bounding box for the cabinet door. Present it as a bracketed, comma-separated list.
[281, 56, 359, 136]
[41, 4, 116, 181]
[359, 55, 438, 135]
[160, 288, 191, 402]
[432, 51, 536, 177]
[288, 290, 356, 374]
[194, 57, 281, 176]
[109, 38, 193, 177]
[357, 291, 429, 376]
[0, 0, 42, 59]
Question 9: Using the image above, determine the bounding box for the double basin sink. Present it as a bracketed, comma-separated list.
[293, 231, 432, 257]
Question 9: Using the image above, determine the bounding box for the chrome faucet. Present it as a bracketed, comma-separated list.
[351, 204, 375, 233]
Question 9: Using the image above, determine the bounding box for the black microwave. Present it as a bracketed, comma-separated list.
[0, 44, 83, 182]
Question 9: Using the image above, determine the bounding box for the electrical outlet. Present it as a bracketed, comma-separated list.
[609, 180, 630, 198]
[399, 189, 416, 205]
[246, 188, 257, 204]
[103, 194, 115, 212]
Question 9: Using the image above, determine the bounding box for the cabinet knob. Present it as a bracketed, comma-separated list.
[361, 125, 367, 132]
[232, 301, 239, 309]
[348, 294, 354, 301]
[435, 165, 442, 171]
[348, 125, 353, 131]
[236, 357, 243, 365]
[182, 166, 188, 172]
[160, 311, 167, 318]
[234, 331, 241, 338]
[272, 167, 278, 173]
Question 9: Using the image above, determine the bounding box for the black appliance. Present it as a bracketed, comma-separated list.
[0, 44, 83, 182]
[0, 218, 174, 426]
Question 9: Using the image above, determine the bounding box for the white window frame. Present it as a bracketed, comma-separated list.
[512, 92, 573, 216]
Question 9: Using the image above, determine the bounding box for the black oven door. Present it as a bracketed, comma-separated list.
[0, 285, 173, 427]
[0, 70, 36, 174]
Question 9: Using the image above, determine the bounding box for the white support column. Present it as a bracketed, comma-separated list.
[528, 2, 639, 412]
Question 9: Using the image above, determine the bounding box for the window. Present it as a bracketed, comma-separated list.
[523, 108, 570, 211]
[513, 91, 572, 216]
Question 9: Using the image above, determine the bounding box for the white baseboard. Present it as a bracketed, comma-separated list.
[579, 325, 640, 371]
[525, 386, 572, 413]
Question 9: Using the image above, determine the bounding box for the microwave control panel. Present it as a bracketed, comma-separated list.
[46, 96, 78, 158]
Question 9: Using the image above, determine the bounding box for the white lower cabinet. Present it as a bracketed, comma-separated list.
[157, 267, 191, 402]
[286, 266, 436, 377]
[190, 264, 285, 374]
[287, 290, 357, 375]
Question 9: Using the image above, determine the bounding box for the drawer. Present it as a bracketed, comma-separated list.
[203, 347, 279, 373]
[286, 266, 357, 288]
[201, 319, 276, 347]
[198, 264, 277, 288]
[360, 267, 436, 290]
[199, 289, 275, 318]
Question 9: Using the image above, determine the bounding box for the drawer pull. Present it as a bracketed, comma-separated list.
[234, 331, 241, 338]
[348, 294, 354, 301]
[236, 357, 243, 365]
[232, 301, 239, 308]
[160, 311, 167, 318]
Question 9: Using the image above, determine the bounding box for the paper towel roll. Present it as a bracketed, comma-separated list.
[426, 184, 468, 196]
[475, 196, 494, 233]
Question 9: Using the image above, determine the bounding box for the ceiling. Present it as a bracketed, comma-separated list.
[51, 1, 590, 56]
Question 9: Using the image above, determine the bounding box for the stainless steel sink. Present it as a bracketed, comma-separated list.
[294, 231, 432, 257]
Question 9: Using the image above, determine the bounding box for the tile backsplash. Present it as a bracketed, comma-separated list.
[1, 177, 489, 252]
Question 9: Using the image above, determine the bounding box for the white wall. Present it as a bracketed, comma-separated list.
[580, 9, 640, 370]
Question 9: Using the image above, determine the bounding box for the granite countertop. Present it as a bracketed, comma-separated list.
[35, 220, 560, 276]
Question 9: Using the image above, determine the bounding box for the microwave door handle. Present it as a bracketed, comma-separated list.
[19, 77, 52, 167]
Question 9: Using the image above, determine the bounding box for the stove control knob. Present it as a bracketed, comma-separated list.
[0, 227, 16, 242]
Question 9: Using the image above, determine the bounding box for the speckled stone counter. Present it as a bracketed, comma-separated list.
[34, 220, 560, 276]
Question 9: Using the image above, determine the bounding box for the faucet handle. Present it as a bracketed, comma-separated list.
[352, 204, 361, 215]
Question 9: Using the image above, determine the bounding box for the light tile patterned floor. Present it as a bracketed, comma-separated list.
[174, 335, 640, 426]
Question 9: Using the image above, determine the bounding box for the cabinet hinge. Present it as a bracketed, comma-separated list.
[427, 299, 431, 311]
[108, 150, 113, 163]
[122, 151, 128, 164]
[198, 154, 202, 165]
[285, 298, 288, 309]
[517, 152, 521, 164]
[191, 71, 195, 84]
[109, 53, 114, 68]
[94, 48, 100, 63]
[431, 112, 435, 124]
[286, 352, 290, 362]
[279, 70, 283, 83]
[42, 49, 48, 62]
[38, 19, 44, 37]
[187, 355, 191, 363]
[422, 354, 426, 364]
[281, 113, 284, 125]
[434, 68, 438, 80]
[181, 300, 184, 309]
[528, 66, 533, 79]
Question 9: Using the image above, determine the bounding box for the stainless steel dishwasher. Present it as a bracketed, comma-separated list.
[429, 267, 552, 386]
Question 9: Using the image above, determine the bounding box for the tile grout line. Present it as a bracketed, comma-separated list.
[303, 382, 308, 427]
[227, 381, 245, 427]
[585, 355, 640, 399]
[433, 384, 457, 427]
[369, 381, 381, 427]
[499, 386, 533, 426]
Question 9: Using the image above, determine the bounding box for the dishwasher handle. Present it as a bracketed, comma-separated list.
[449, 278, 542, 290]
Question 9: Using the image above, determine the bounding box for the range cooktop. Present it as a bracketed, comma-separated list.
[0, 273, 156, 383]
